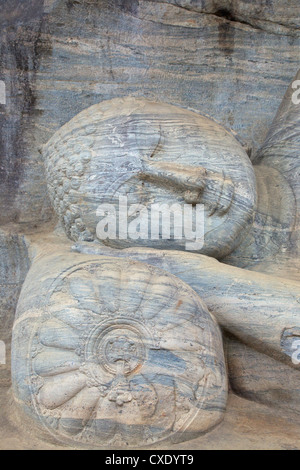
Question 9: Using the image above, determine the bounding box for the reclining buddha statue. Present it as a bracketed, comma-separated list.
[11, 70, 300, 448]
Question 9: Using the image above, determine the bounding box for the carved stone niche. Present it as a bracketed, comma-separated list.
[12, 253, 227, 448]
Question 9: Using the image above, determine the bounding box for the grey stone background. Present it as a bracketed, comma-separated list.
[1, 0, 299, 228]
[0, 1, 300, 448]
[0, 0, 299, 386]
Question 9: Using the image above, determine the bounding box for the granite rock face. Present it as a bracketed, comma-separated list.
[12, 249, 226, 448]
[0, 230, 29, 386]
[43, 96, 256, 258]
[11, 86, 300, 446]
[1, 0, 300, 450]
[1, 0, 299, 228]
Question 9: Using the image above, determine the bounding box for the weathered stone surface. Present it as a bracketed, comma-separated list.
[224, 68, 300, 279]
[9, 72, 299, 447]
[1, 0, 299, 228]
[2, 386, 300, 450]
[73, 242, 300, 368]
[146, 0, 300, 34]
[65, 77, 299, 413]
[1, 0, 300, 450]
[0, 229, 29, 386]
[225, 336, 300, 414]
[221, 68, 300, 405]
[43, 96, 256, 258]
[12, 247, 226, 448]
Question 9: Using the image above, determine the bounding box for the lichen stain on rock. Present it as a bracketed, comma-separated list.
[215, 10, 236, 58]
[0, 0, 52, 222]
[115, 0, 139, 15]
[0, 0, 45, 26]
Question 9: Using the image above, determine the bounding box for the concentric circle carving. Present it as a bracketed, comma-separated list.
[27, 258, 226, 447]
[86, 321, 146, 376]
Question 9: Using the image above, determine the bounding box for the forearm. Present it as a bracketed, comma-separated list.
[73, 242, 300, 367]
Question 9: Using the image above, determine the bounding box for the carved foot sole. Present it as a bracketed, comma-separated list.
[12, 254, 227, 448]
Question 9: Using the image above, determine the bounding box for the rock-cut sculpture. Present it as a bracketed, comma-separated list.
[11, 69, 300, 447]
